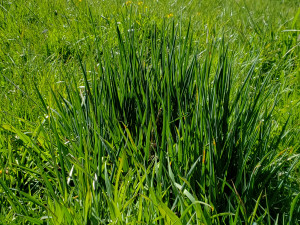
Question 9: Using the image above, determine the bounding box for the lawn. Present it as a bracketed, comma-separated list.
[0, 0, 299, 224]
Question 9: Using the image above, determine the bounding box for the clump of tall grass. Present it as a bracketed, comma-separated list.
[1, 19, 299, 224]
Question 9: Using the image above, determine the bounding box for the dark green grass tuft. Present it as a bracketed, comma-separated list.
[0, 0, 299, 224]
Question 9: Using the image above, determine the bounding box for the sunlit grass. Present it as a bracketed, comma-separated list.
[0, 0, 299, 224]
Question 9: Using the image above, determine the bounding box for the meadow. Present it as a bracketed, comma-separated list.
[0, 0, 299, 224]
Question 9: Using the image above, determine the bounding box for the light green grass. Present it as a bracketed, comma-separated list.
[0, 0, 299, 224]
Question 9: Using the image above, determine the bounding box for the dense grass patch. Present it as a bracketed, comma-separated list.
[0, 0, 299, 224]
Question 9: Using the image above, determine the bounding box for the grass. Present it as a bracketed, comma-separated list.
[0, 0, 299, 224]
